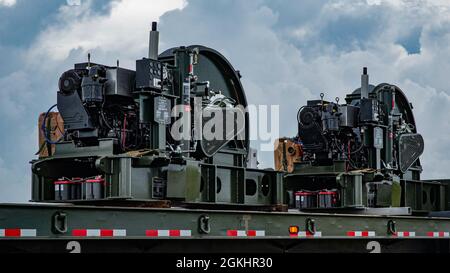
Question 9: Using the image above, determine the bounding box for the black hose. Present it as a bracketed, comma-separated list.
[41, 104, 65, 145]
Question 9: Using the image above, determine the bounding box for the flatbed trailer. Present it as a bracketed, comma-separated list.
[0, 203, 449, 253]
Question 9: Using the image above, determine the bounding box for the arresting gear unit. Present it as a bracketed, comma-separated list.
[33, 22, 283, 210]
[275, 68, 449, 214]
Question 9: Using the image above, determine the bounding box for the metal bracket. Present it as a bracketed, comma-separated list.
[52, 211, 68, 234]
[387, 219, 397, 235]
[306, 218, 316, 235]
[198, 215, 211, 234]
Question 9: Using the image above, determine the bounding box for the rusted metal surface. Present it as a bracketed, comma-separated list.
[38, 112, 64, 158]
[274, 138, 302, 173]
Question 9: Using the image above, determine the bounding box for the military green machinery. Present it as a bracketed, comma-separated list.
[281, 68, 447, 214]
[1, 22, 450, 254]
[31, 22, 283, 209]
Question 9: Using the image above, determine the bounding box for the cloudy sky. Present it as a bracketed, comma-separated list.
[1, 0, 450, 202]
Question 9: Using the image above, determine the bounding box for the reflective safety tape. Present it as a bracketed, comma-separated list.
[226, 230, 265, 237]
[347, 231, 376, 237]
[145, 230, 192, 237]
[394, 231, 416, 237]
[0, 229, 36, 237]
[290, 231, 322, 238]
[71, 229, 126, 237]
[427, 232, 450, 238]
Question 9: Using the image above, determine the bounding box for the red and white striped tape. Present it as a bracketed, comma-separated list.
[72, 229, 126, 237]
[227, 230, 265, 237]
[427, 232, 450, 238]
[393, 231, 416, 237]
[290, 231, 322, 238]
[10, 228, 449, 238]
[146, 230, 192, 237]
[0, 229, 36, 237]
[347, 231, 376, 237]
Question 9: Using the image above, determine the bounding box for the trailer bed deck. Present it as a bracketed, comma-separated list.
[1, 203, 450, 253]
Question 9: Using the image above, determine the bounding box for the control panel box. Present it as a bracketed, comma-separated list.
[136, 58, 163, 91]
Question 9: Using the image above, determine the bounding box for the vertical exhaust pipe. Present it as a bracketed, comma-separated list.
[149, 21, 159, 60]
[361, 67, 369, 99]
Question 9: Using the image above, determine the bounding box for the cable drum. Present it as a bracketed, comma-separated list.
[160, 45, 250, 155]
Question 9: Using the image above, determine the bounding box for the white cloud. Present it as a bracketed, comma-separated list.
[28, 0, 186, 68]
[0, 0, 16, 7]
[0, 0, 186, 203]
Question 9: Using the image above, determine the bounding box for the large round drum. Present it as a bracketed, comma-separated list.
[160, 45, 250, 156]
